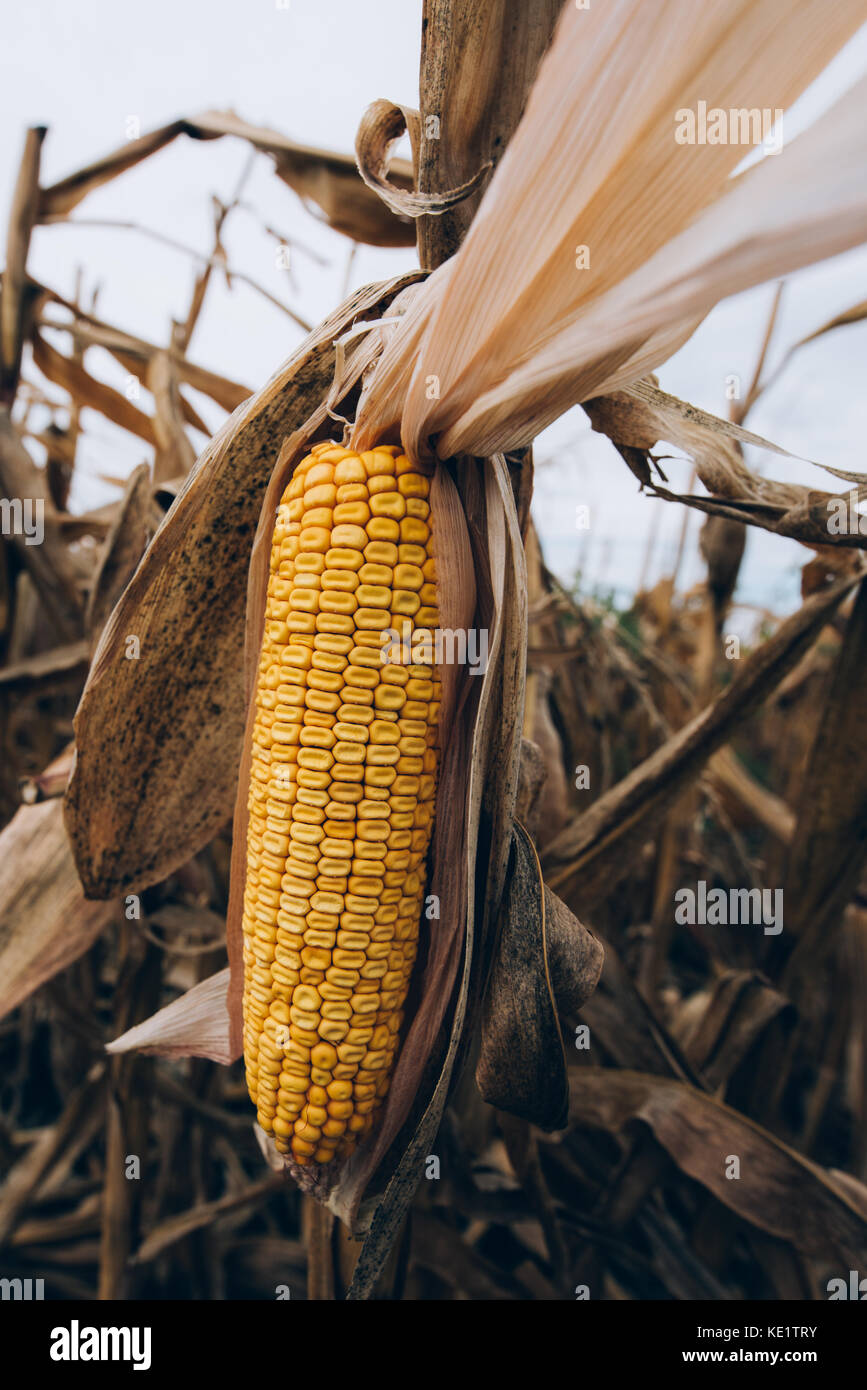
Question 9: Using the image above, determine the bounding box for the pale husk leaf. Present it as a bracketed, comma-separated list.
[353, 0, 867, 461]
[106, 968, 236, 1064]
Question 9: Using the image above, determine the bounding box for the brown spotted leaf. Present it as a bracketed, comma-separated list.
[85, 462, 156, 640]
[477, 822, 603, 1129]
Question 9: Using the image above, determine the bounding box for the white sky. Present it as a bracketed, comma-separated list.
[2, 0, 866, 625]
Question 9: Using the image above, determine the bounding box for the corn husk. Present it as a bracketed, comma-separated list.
[353, 0, 867, 461]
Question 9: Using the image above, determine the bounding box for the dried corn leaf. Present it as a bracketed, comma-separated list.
[624, 379, 817, 467]
[39, 287, 251, 412]
[148, 349, 196, 482]
[752, 295, 867, 407]
[543, 572, 860, 902]
[0, 639, 89, 692]
[355, 99, 489, 218]
[680, 971, 793, 1089]
[0, 1072, 108, 1246]
[32, 331, 157, 446]
[570, 1069, 867, 1267]
[0, 411, 82, 637]
[131, 1176, 284, 1265]
[85, 462, 155, 639]
[707, 747, 795, 846]
[588, 382, 867, 550]
[783, 578, 867, 979]
[0, 793, 115, 1021]
[477, 822, 603, 1130]
[649, 481, 867, 551]
[561, 72, 867, 408]
[1, 127, 44, 403]
[39, 111, 416, 249]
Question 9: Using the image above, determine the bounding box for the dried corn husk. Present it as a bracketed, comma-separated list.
[353, 0, 867, 461]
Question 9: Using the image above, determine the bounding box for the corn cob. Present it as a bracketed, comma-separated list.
[242, 442, 441, 1167]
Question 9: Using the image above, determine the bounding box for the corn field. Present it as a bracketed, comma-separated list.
[2, 0, 867, 1321]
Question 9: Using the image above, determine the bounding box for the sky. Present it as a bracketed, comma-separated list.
[2, 0, 866, 628]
